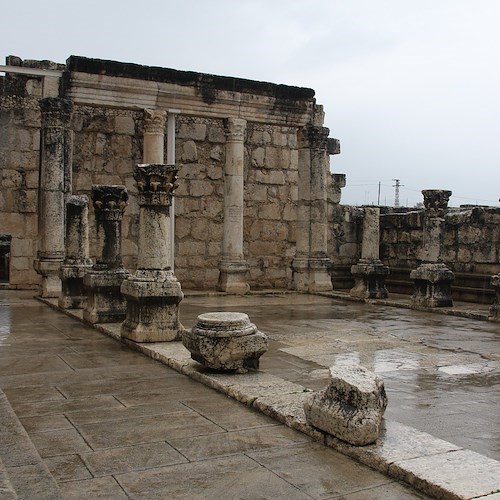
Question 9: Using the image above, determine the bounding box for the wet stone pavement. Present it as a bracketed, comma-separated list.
[180, 294, 500, 462]
[0, 291, 428, 499]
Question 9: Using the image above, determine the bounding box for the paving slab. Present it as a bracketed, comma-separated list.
[4, 290, 500, 498]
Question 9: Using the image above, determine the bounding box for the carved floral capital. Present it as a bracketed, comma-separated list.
[40, 97, 73, 128]
[91, 185, 128, 221]
[143, 109, 166, 135]
[422, 189, 452, 217]
[134, 163, 179, 207]
[226, 117, 246, 142]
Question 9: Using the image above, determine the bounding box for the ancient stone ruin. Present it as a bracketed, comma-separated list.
[0, 55, 498, 313]
[83, 185, 130, 324]
[304, 365, 388, 446]
[183, 312, 268, 372]
[121, 164, 184, 342]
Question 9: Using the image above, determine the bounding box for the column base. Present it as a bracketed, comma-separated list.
[217, 261, 250, 294]
[292, 258, 333, 293]
[121, 270, 184, 342]
[182, 312, 268, 373]
[33, 258, 63, 298]
[350, 259, 389, 299]
[488, 274, 500, 321]
[410, 263, 454, 308]
[83, 268, 130, 324]
[59, 261, 93, 309]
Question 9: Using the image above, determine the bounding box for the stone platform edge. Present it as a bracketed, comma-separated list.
[39, 296, 500, 500]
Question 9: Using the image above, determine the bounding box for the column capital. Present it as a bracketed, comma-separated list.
[422, 189, 452, 217]
[134, 163, 179, 207]
[226, 117, 247, 142]
[91, 185, 128, 221]
[298, 125, 330, 150]
[144, 109, 167, 134]
[40, 97, 73, 127]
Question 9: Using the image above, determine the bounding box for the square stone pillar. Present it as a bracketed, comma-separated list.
[350, 207, 389, 299]
[83, 186, 130, 324]
[217, 117, 250, 294]
[121, 164, 184, 342]
[292, 125, 333, 292]
[59, 195, 93, 309]
[411, 190, 454, 308]
[488, 274, 500, 321]
[33, 97, 73, 297]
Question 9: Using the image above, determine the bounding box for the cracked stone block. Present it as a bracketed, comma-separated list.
[182, 312, 268, 373]
[303, 365, 388, 446]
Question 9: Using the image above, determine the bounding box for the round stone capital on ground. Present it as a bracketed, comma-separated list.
[192, 312, 257, 338]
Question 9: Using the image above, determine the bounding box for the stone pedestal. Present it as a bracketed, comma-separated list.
[410, 263, 454, 308]
[293, 125, 333, 292]
[411, 190, 454, 308]
[489, 274, 500, 321]
[304, 365, 388, 446]
[350, 259, 389, 299]
[182, 312, 268, 373]
[121, 164, 184, 342]
[83, 185, 129, 324]
[217, 118, 250, 294]
[350, 208, 389, 299]
[34, 97, 73, 297]
[59, 195, 93, 309]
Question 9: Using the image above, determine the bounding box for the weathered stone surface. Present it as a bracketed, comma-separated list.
[304, 365, 388, 446]
[122, 164, 184, 342]
[83, 185, 129, 324]
[489, 273, 500, 321]
[59, 195, 93, 309]
[410, 263, 454, 308]
[182, 312, 268, 372]
[350, 259, 389, 299]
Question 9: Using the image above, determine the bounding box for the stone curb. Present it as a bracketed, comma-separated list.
[0, 389, 61, 499]
[315, 291, 491, 321]
[39, 297, 500, 500]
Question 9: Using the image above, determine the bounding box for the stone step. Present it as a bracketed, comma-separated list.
[0, 390, 61, 500]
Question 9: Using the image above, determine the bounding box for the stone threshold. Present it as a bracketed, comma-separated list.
[39, 296, 500, 500]
[316, 290, 491, 321]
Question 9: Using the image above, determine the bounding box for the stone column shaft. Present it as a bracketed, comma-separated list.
[217, 117, 249, 293]
[350, 207, 389, 299]
[59, 195, 92, 309]
[121, 164, 183, 342]
[143, 109, 166, 163]
[293, 125, 332, 292]
[34, 97, 73, 297]
[411, 189, 454, 308]
[83, 185, 129, 324]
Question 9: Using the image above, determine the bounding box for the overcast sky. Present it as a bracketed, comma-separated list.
[3, 0, 499, 207]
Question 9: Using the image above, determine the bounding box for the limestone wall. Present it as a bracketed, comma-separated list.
[0, 94, 41, 287]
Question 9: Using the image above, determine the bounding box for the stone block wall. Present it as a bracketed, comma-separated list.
[0, 94, 41, 287]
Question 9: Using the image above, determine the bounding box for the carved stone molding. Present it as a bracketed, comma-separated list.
[298, 125, 329, 151]
[40, 97, 73, 128]
[134, 163, 178, 207]
[91, 185, 128, 221]
[226, 117, 246, 142]
[422, 189, 452, 218]
[143, 109, 167, 134]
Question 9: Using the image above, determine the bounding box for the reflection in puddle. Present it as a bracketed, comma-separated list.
[438, 363, 497, 376]
[0, 305, 11, 344]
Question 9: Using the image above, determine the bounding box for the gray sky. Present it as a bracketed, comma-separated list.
[3, 0, 499, 207]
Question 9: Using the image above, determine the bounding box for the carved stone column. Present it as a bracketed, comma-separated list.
[121, 164, 184, 342]
[33, 97, 73, 297]
[217, 117, 249, 293]
[292, 125, 333, 292]
[59, 195, 92, 309]
[350, 207, 389, 299]
[143, 109, 166, 163]
[83, 185, 130, 323]
[411, 189, 454, 307]
[489, 274, 500, 321]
